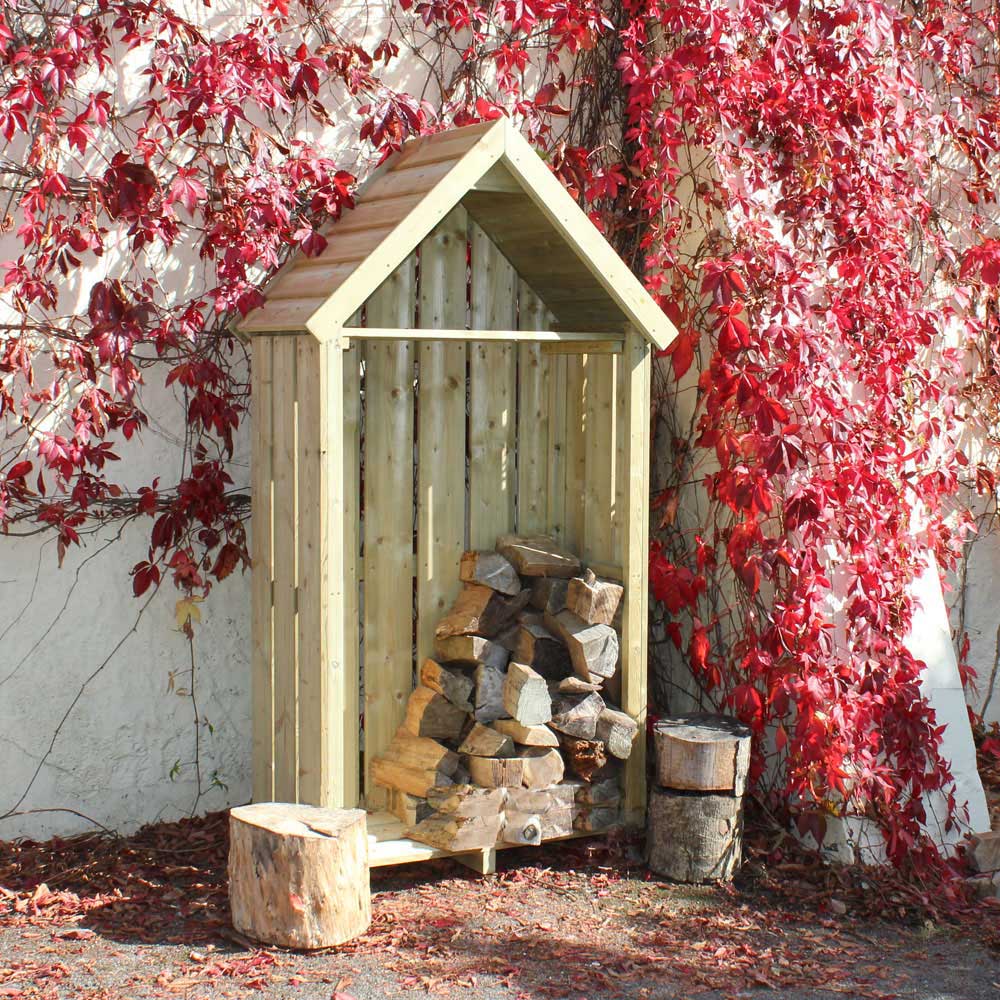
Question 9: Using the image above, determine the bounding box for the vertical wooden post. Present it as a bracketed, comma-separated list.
[251, 336, 275, 803]
[271, 335, 299, 802]
[621, 326, 651, 826]
[338, 342, 361, 808]
[296, 337, 327, 804]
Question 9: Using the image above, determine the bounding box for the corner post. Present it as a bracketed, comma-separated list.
[621, 325, 651, 826]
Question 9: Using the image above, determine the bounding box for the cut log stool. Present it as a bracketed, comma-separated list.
[647, 715, 751, 883]
[229, 803, 371, 949]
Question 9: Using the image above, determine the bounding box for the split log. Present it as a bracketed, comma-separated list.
[460, 550, 521, 596]
[492, 718, 560, 747]
[503, 662, 552, 725]
[647, 788, 743, 882]
[549, 690, 606, 739]
[474, 663, 510, 723]
[514, 623, 573, 681]
[434, 634, 509, 671]
[502, 811, 542, 846]
[388, 790, 432, 826]
[436, 585, 530, 640]
[560, 735, 609, 781]
[565, 570, 624, 627]
[596, 708, 639, 760]
[545, 611, 619, 680]
[507, 784, 578, 813]
[519, 747, 565, 789]
[574, 778, 621, 807]
[538, 806, 575, 839]
[497, 534, 581, 578]
[459, 723, 515, 758]
[419, 659, 475, 713]
[653, 715, 751, 795]
[371, 757, 456, 797]
[466, 754, 525, 788]
[426, 785, 507, 818]
[408, 812, 504, 852]
[529, 577, 569, 615]
[574, 805, 620, 833]
[402, 686, 467, 741]
[557, 675, 601, 695]
[229, 804, 370, 949]
[380, 732, 461, 776]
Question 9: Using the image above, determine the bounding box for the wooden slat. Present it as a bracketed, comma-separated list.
[250, 336, 275, 803]
[389, 120, 498, 172]
[546, 354, 568, 543]
[517, 281, 549, 534]
[294, 228, 398, 267]
[417, 208, 469, 666]
[621, 326, 651, 826]
[296, 337, 326, 804]
[362, 258, 416, 810]
[541, 341, 622, 355]
[270, 335, 298, 801]
[583, 354, 616, 566]
[612, 352, 626, 573]
[562, 353, 588, 553]
[331, 194, 425, 235]
[469, 223, 517, 548]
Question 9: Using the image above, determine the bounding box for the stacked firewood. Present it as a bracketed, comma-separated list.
[370, 534, 639, 852]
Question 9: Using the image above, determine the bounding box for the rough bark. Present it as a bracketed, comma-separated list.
[419, 659, 475, 713]
[402, 686, 467, 741]
[647, 788, 743, 883]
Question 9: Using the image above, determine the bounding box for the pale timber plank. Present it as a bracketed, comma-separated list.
[469, 222, 517, 547]
[417, 208, 468, 666]
[296, 337, 327, 804]
[621, 327, 651, 825]
[251, 335, 275, 803]
[547, 353, 568, 543]
[517, 282, 549, 534]
[270, 335, 298, 801]
[362, 259, 416, 810]
[338, 341, 362, 808]
[562, 353, 588, 553]
[583, 353, 616, 566]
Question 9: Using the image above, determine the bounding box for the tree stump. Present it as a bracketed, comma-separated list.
[652, 715, 751, 794]
[229, 803, 371, 949]
[647, 788, 743, 882]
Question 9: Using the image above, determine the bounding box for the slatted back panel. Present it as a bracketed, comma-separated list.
[353, 214, 626, 803]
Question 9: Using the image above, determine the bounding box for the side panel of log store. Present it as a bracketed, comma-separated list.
[244, 120, 673, 872]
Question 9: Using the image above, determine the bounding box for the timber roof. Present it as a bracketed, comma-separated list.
[238, 118, 677, 350]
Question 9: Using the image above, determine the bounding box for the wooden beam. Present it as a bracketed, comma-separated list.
[339, 328, 624, 345]
[541, 341, 622, 355]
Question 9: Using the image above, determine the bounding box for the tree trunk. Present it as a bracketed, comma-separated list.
[647, 788, 743, 883]
[228, 804, 370, 949]
[652, 715, 751, 794]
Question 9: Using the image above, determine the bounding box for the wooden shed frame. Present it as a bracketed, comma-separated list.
[239, 119, 677, 872]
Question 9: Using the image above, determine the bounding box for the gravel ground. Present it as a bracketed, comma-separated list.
[3, 815, 1000, 1000]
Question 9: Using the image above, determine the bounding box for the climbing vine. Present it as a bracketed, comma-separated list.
[2, 0, 1000, 868]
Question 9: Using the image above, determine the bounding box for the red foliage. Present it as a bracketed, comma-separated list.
[2, 0, 1000, 869]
